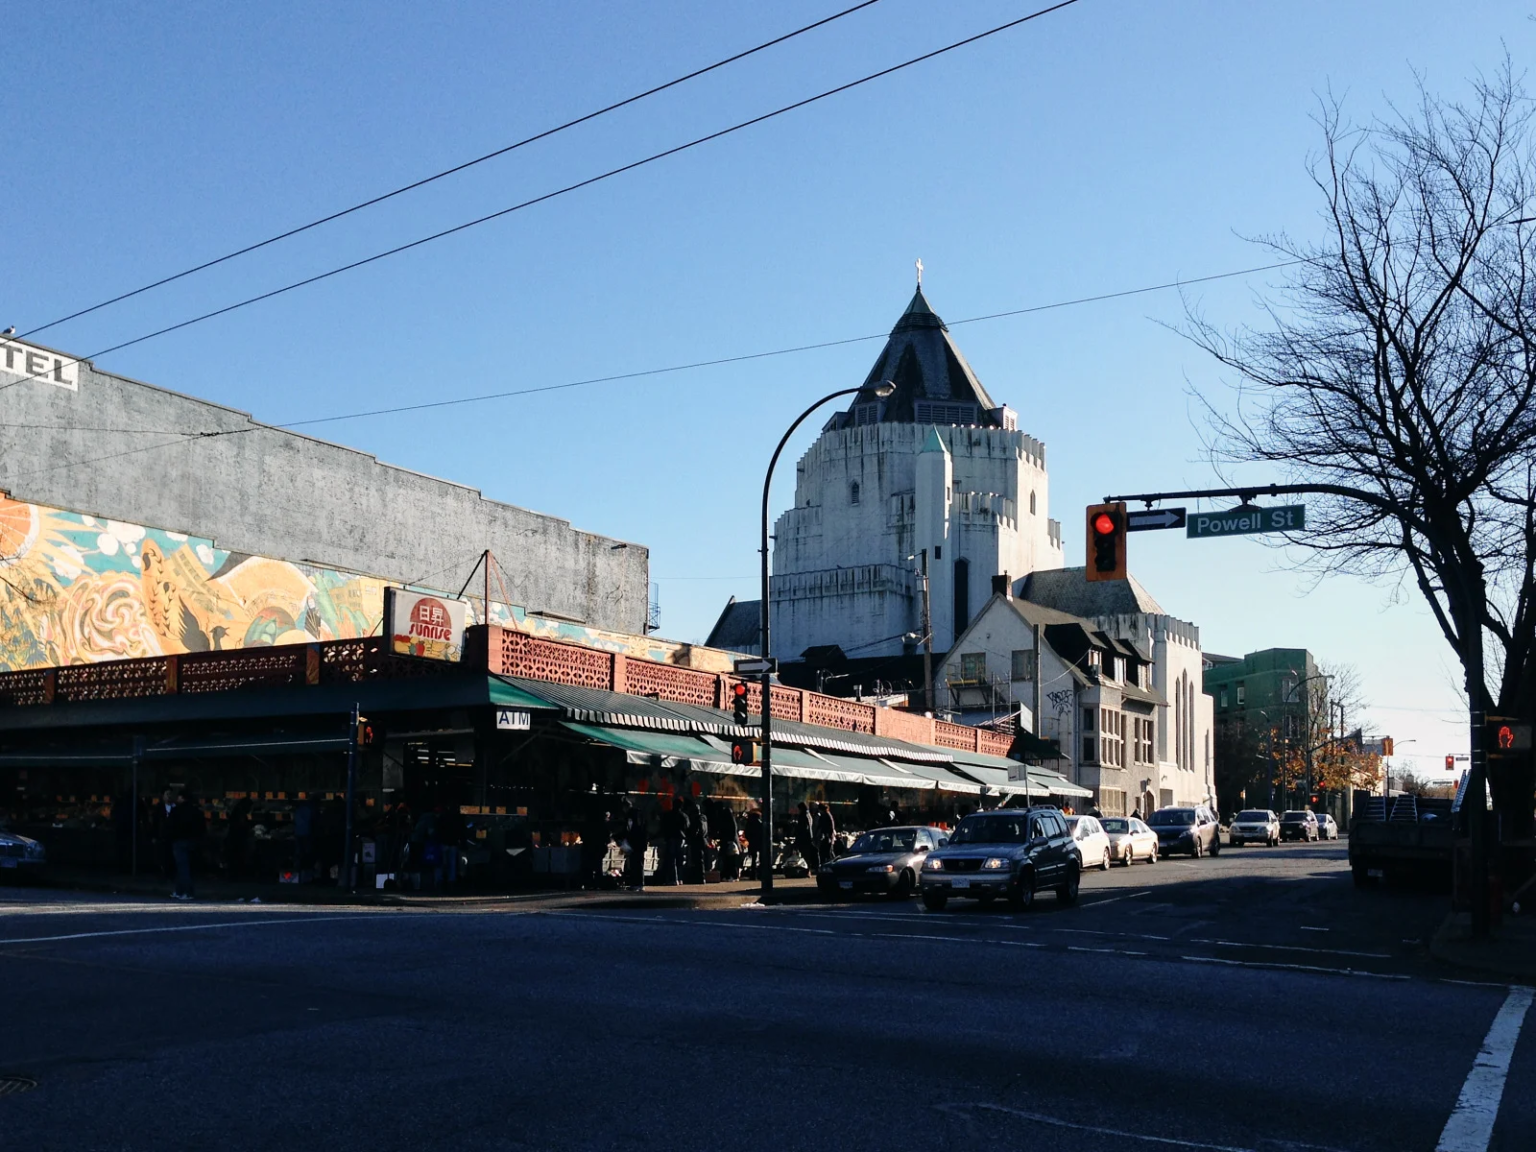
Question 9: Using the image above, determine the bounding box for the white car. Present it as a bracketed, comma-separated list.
[1099, 816, 1159, 864]
[1228, 809, 1280, 847]
[1066, 814, 1114, 871]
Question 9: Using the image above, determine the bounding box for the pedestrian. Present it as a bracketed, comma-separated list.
[742, 808, 764, 880]
[682, 795, 709, 883]
[659, 799, 686, 885]
[1131, 804, 1142, 821]
[168, 790, 205, 900]
[622, 801, 649, 891]
[714, 801, 740, 881]
[814, 801, 837, 865]
[438, 804, 465, 889]
[153, 788, 177, 879]
[225, 797, 253, 880]
[795, 802, 819, 874]
[582, 802, 612, 889]
[293, 796, 316, 876]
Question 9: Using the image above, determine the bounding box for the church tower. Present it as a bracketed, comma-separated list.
[765, 280, 1064, 663]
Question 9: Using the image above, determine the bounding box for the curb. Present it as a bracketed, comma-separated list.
[1428, 910, 1536, 985]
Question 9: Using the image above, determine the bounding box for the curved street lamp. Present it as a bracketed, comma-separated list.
[757, 381, 894, 898]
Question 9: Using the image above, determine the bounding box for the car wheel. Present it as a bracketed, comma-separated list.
[1210, 834, 1221, 857]
[1102, 849, 1112, 871]
[1147, 845, 1157, 864]
[893, 869, 914, 898]
[1057, 861, 1081, 905]
[921, 889, 948, 911]
[1007, 872, 1034, 911]
[1193, 836, 1204, 859]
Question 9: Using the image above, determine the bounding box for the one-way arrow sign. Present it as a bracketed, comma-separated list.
[1125, 507, 1187, 532]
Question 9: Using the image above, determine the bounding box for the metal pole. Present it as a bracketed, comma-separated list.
[920, 549, 933, 715]
[130, 735, 143, 877]
[759, 384, 881, 901]
[1465, 619, 1491, 939]
[341, 703, 359, 891]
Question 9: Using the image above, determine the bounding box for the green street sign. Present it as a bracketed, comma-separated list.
[1187, 504, 1305, 539]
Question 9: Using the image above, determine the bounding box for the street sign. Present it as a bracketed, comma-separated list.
[495, 708, 532, 731]
[733, 657, 778, 675]
[1187, 504, 1305, 539]
[1125, 507, 1186, 532]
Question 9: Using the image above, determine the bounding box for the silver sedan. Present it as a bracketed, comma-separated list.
[1099, 816, 1158, 865]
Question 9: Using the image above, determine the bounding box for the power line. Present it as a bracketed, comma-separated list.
[12, 0, 885, 343]
[0, 0, 1084, 398]
[0, 256, 1305, 483]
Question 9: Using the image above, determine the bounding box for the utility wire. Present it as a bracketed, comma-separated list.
[0, 256, 1305, 482]
[12, 0, 885, 342]
[0, 0, 1083, 398]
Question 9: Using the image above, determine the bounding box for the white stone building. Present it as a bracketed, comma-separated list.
[937, 571, 1216, 814]
[725, 287, 1064, 661]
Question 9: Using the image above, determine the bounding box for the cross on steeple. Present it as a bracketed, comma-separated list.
[915, 257, 924, 288]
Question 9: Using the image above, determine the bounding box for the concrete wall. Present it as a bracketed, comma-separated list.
[0, 339, 649, 632]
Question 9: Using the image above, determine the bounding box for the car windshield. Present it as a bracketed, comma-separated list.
[1236, 810, 1271, 822]
[1100, 818, 1130, 833]
[949, 815, 1031, 845]
[1282, 812, 1310, 821]
[850, 830, 916, 853]
[1148, 809, 1195, 827]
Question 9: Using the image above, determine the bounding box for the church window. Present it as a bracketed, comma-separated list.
[960, 652, 987, 680]
[1029, 490, 1037, 515]
[1011, 650, 1032, 681]
[849, 481, 860, 506]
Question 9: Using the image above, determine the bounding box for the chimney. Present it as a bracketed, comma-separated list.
[991, 572, 1013, 600]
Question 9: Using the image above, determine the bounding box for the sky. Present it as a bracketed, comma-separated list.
[5, 0, 1528, 779]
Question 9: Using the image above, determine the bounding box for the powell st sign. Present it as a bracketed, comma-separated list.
[1187, 504, 1306, 539]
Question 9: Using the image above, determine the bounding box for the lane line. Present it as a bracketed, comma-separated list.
[1435, 985, 1534, 1152]
[1298, 926, 1329, 933]
[1182, 955, 1411, 982]
[0, 914, 366, 946]
[942, 1102, 1254, 1151]
[1079, 890, 1152, 908]
[1189, 938, 1391, 959]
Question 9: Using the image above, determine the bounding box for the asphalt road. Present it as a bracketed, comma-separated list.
[0, 842, 1529, 1152]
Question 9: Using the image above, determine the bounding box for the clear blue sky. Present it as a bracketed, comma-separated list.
[6, 0, 1526, 777]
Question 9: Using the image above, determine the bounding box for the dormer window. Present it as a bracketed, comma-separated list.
[849, 481, 861, 506]
[1087, 649, 1101, 670]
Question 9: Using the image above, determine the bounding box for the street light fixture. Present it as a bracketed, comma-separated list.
[757, 380, 895, 899]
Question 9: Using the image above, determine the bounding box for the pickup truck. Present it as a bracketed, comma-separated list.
[1348, 790, 1455, 886]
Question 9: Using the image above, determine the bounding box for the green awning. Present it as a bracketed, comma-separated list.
[944, 749, 1094, 799]
[875, 757, 984, 795]
[562, 722, 750, 776]
[489, 679, 559, 710]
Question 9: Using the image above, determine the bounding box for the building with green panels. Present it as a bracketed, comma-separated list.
[1204, 648, 1319, 812]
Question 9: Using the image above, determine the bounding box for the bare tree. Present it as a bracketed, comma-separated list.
[1187, 64, 1536, 834]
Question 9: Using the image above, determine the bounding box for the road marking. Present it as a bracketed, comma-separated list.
[1189, 938, 1391, 959]
[1182, 955, 1410, 981]
[940, 1102, 1254, 1151]
[1079, 890, 1151, 908]
[1068, 945, 1147, 957]
[1298, 926, 1329, 932]
[1435, 985, 1534, 1152]
[0, 914, 365, 946]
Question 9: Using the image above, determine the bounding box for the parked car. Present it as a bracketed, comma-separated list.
[1228, 809, 1280, 847]
[816, 825, 948, 898]
[1099, 816, 1158, 864]
[1066, 814, 1114, 870]
[1280, 810, 1320, 842]
[920, 807, 1081, 911]
[1316, 814, 1340, 840]
[0, 821, 47, 878]
[1147, 805, 1222, 858]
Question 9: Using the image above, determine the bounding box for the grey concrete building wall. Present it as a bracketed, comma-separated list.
[0, 340, 650, 633]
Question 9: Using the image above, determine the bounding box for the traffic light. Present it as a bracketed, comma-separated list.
[1485, 717, 1531, 754]
[1381, 737, 1394, 757]
[730, 739, 760, 766]
[731, 681, 751, 726]
[1446, 754, 1456, 772]
[355, 716, 375, 747]
[1085, 502, 1127, 582]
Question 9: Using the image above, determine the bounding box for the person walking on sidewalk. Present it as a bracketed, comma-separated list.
[659, 800, 687, 885]
[814, 801, 837, 865]
[682, 795, 709, 884]
[742, 808, 764, 881]
[714, 801, 740, 881]
[621, 801, 649, 891]
[582, 802, 613, 890]
[168, 791, 206, 900]
[795, 802, 819, 874]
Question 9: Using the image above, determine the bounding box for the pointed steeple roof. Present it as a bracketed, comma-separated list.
[835, 285, 1002, 429]
[919, 425, 948, 453]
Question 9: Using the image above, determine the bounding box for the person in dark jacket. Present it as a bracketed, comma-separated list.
[682, 796, 709, 884]
[168, 791, 206, 900]
[621, 801, 648, 891]
[658, 801, 687, 885]
[813, 801, 837, 865]
[714, 801, 740, 881]
[582, 802, 612, 890]
[794, 802, 819, 874]
[742, 809, 764, 880]
[152, 788, 177, 879]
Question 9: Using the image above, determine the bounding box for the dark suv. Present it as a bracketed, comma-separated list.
[1280, 810, 1319, 842]
[919, 807, 1081, 911]
[1147, 805, 1222, 858]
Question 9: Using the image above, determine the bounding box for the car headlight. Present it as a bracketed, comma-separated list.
[867, 864, 894, 874]
[26, 843, 44, 859]
[923, 857, 944, 871]
[982, 857, 1009, 870]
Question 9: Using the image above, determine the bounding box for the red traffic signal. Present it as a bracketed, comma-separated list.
[1085, 502, 1127, 583]
[1485, 717, 1531, 755]
[356, 717, 375, 747]
[1446, 754, 1456, 772]
[730, 739, 760, 766]
[731, 681, 751, 726]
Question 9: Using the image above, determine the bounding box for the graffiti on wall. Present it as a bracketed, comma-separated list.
[0, 496, 400, 671]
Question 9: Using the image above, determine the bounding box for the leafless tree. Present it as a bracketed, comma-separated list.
[1187, 63, 1536, 829]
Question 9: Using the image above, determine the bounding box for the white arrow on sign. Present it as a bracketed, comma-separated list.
[1125, 507, 1187, 532]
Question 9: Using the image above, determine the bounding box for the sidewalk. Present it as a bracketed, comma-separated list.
[1430, 910, 1536, 984]
[15, 868, 824, 913]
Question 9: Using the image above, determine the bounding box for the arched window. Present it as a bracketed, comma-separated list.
[850, 481, 860, 506]
[1029, 490, 1037, 515]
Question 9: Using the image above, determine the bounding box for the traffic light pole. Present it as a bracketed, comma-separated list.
[341, 702, 359, 891]
[759, 384, 880, 901]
